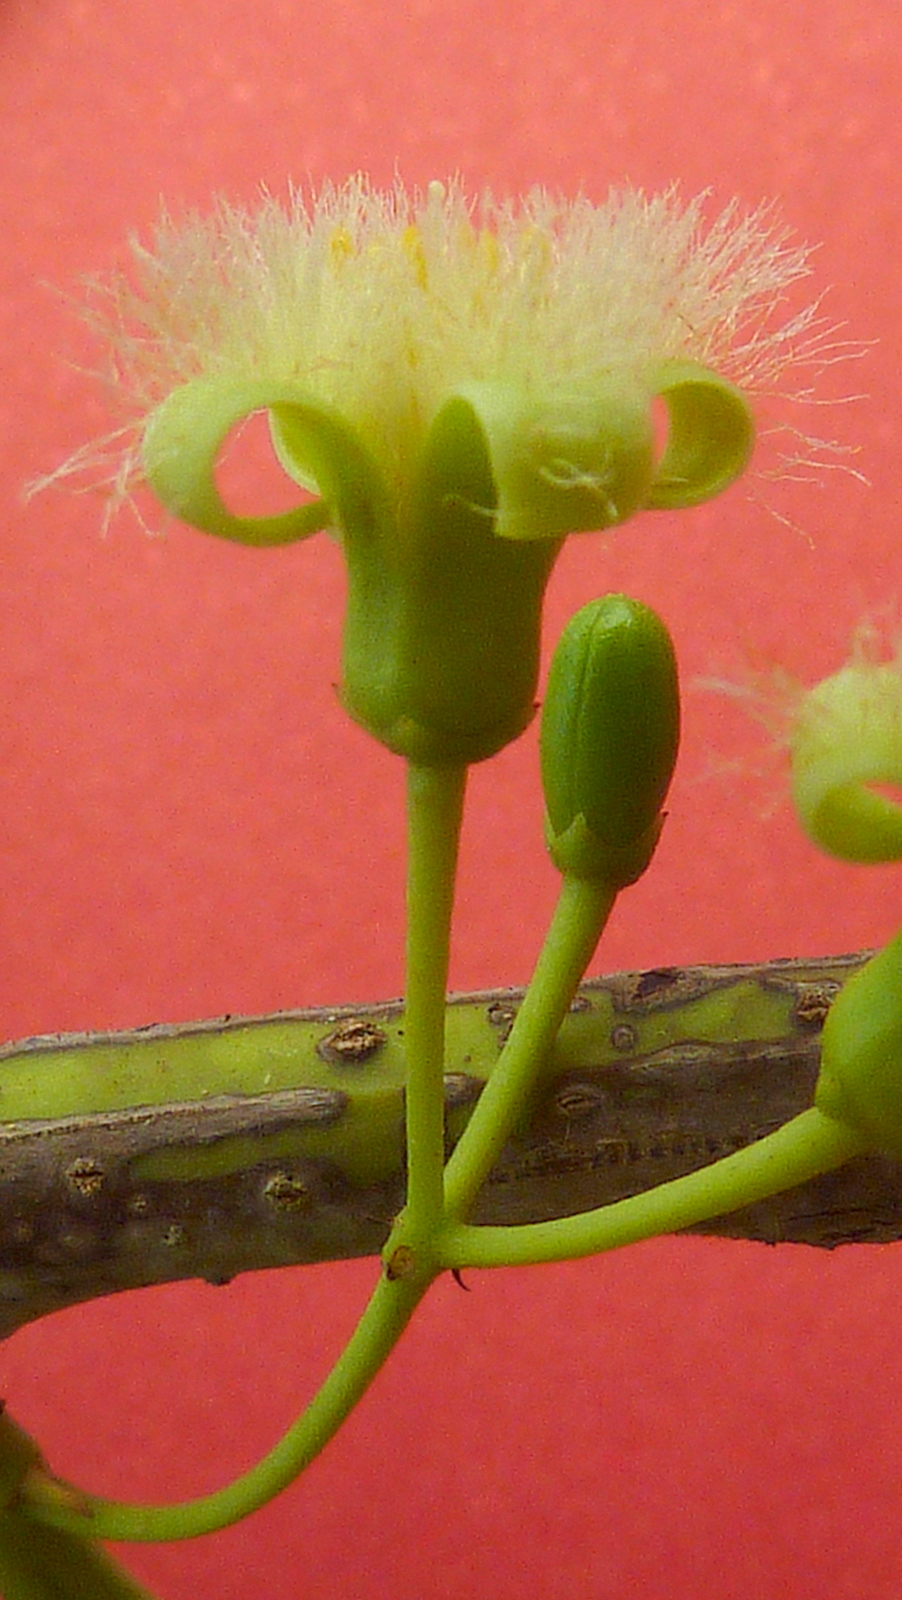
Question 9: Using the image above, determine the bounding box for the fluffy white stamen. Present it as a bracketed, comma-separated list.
[42, 175, 844, 516]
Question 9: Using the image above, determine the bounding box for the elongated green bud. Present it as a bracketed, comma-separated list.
[541, 594, 680, 887]
[815, 928, 902, 1157]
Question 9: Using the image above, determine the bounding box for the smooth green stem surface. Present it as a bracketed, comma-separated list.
[22, 1269, 428, 1544]
[402, 762, 468, 1235]
[442, 873, 616, 1221]
[439, 1108, 869, 1268]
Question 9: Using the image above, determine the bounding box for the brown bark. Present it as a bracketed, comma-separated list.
[1, 951, 898, 1338]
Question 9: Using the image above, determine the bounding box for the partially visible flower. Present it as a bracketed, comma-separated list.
[52, 177, 837, 765]
[713, 616, 902, 865]
[788, 622, 902, 863]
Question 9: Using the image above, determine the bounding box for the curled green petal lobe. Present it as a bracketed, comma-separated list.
[142, 378, 387, 547]
[541, 594, 680, 887]
[645, 361, 754, 509]
[455, 382, 655, 540]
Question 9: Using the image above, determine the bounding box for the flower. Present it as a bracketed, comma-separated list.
[77, 176, 819, 522]
[58, 177, 830, 765]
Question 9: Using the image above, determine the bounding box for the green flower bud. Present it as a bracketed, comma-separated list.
[815, 929, 902, 1158]
[541, 594, 680, 887]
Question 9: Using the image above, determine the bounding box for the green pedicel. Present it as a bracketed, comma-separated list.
[438, 1108, 868, 1270]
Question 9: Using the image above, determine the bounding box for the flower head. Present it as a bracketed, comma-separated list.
[81, 176, 818, 523]
[59, 177, 829, 764]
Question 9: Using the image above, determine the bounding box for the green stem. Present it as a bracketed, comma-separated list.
[21, 1268, 427, 1544]
[23, 760, 469, 1547]
[442, 873, 616, 1221]
[438, 1107, 868, 1269]
[402, 762, 468, 1236]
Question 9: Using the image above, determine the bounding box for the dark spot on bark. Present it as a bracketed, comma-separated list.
[793, 983, 840, 1029]
[64, 1158, 106, 1201]
[486, 1002, 517, 1042]
[262, 1171, 311, 1212]
[316, 1019, 387, 1065]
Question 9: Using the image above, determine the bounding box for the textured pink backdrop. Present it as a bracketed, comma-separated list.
[2, 1, 901, 1595]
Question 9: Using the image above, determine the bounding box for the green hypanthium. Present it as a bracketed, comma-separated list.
[6, 177, 899, 1595]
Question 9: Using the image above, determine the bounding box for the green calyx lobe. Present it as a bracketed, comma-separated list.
[143, 380, 562, 765]
[816, 929, 902, 1158]
[336, 367, 745, 765]
[541, 594, 680, 887]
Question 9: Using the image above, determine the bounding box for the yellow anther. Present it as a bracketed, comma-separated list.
[329, 225, 355, 266]
[402, 225, 429, 290]
[476, 228, 500, 276]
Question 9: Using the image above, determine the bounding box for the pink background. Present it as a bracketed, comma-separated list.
[2, 1, 901, 1594]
